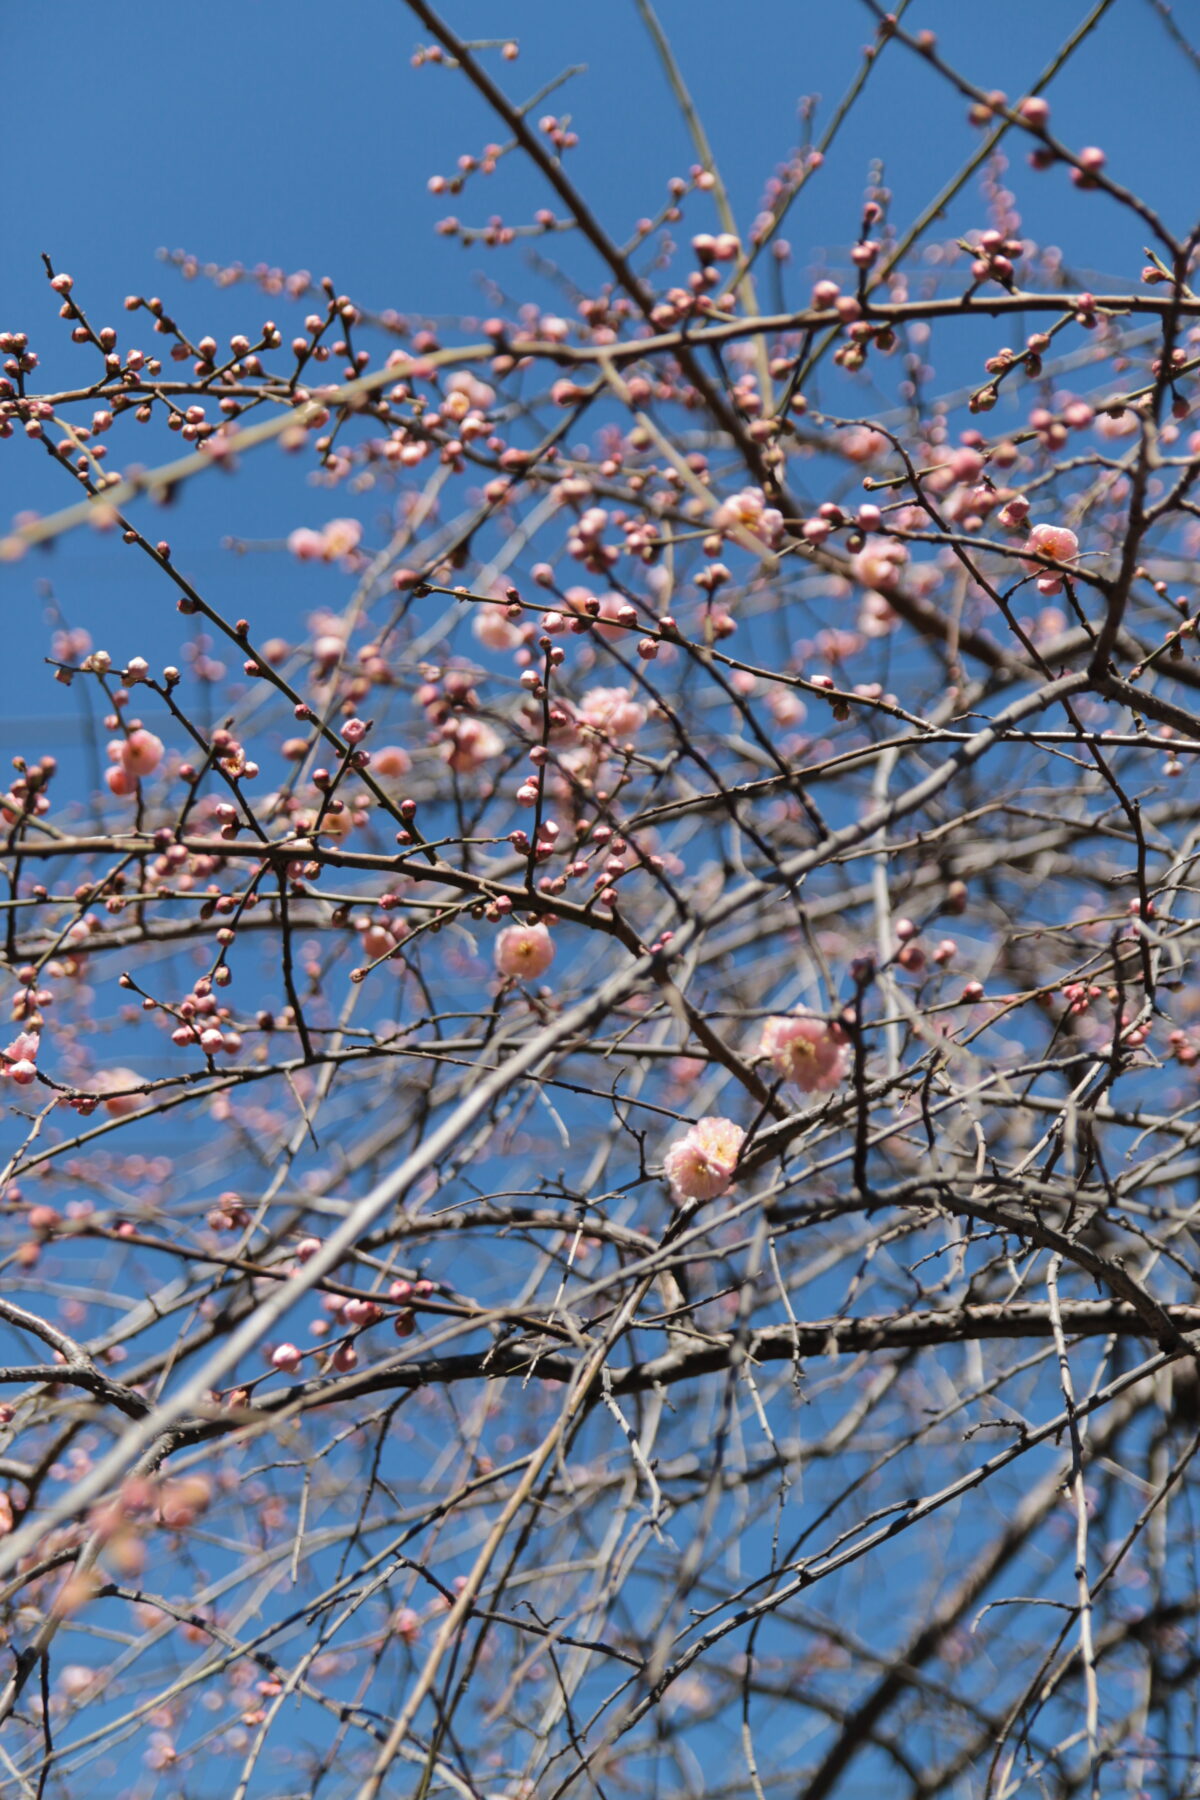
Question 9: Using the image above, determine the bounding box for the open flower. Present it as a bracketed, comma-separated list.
[319, 518, 363, 563]
[495, 922, 555, 978]
[662, 1116, 745, 1203]
[288, 519, 363, 567]
[711, 487, 784, 548]
[92, 1068, 147, 1118]
[474, 605, 524, 652]
[1, 1031, 40, 1086]
[759, 1010, 850, 1093]
[287, 526, 326, 561]
[442, 717, 504, 773]
[577, 687, 647, 741]
[850, 537, 908, 595]
[1022, 522, 1079, 595]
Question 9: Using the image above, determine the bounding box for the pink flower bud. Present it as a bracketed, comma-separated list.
[119, 729, 164, 777]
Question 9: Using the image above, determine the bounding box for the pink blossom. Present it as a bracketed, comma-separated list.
[119, 729, 165, 777]
[563, 587, 628, 638]
[767, 690, 807, 728]
[711, 488, 784, 548]
[361, 922, 401, 961]
[58, 1664, 101, 1699]
[577, 687, 647, 740]
[289, 519, 363, 566]
[850, 537, 908, 594]
[759, 1010, 850, 1093]
[1024, 523, 1079, 564]
[320, 518, 363, 563]
[442, 717, 504, 773]
[314, 803, 357, 842]
[841, 428, 888, 464]
[495, 922, 555, 978]
[51, 626, 92, 662]
[1093, 409, 1138, 441]
[1022, 522, 1079, 595]
[663, 1116, 746, 1203]
[444, 370, 496, 411]
[2, 1030, 39, 1085]
[105, 765, 137, 798]
[372, 744, 412, 779]
[390, 1605, 422, 1643]
[859, 590, 899, 637]
[288, 527, 326, 561]
[473, 605, 524, 651]
[312, 633, 345, 671]
[92, 1068, 146, 1118]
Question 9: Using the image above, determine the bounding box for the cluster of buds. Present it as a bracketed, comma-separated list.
[650, 285, 726, 327]
[799, 501, 849, 548]
[688, 232, 741, 293]
[833, 314, 896, 373]
[428, 137, 507, 196]
[352, 912, 407, 981]
[566, 506, 619, 573]
[208, 1191, 252, 1231]
[165, 973, 243, 1058]
[1027, 395, 1095, 450]
[538, 113, 578, 153]
[694, 563, 731, 603]
[10, 961, 54, 1028]
[419, 665, 481, 727]
[967, 228, 1023, 289]
[891, 916, 928, 974]
[0, 329, 38, 377]
[2, 754, 55, 826]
